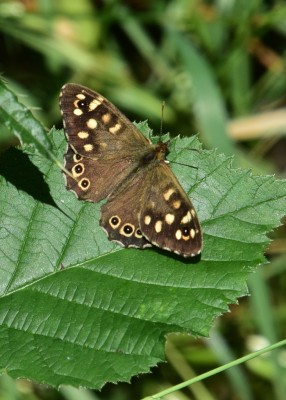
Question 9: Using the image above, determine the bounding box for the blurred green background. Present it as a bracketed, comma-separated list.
[1, 0, 286, 399]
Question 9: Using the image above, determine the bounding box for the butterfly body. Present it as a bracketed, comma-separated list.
[60, 83, 202, 257]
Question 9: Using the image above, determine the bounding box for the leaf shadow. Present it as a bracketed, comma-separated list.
[151, 246, 202, 264]
[0, 147, 57, 207]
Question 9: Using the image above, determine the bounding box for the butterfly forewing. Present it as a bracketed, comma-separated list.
[60, 83, 149, 158]
[60, 83, 150, 201]
[60, 83, 203, 257]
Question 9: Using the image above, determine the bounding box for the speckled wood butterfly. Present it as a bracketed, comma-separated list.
[60, 83, 202, 257]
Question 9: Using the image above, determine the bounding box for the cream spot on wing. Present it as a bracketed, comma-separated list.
[73, 154, 83, 162]
[163, 188, 175, 201]
[191, 209, 196, 217]
[87, 118, 97, 129]
[71, 163, 84, 178]
[143, 243, 152, 248]
[165, 213, 175, 225]
[76, 94, 86, 100]
[144, 215, 151, 225]
[163, 246, 171, 252]
[120, 224, 135, 237]
[78, 131, 89, 139]
[109, 123, 121, 134]
[89, 99, 102, 111]
[175, 230, 182, 240]
[190, 229, 196, 238]
[135, 228, 143, 238]
[182, 234, 190, 241]
[109, 216, 121, 228]
[84, 144, 93, 152]
[102, 113, 111, 123]
[172, 200, 181, 209]
[78, 178, 90, 190]
[100, 142, 107, 149]
[155, 220, 162, 233]
[181, 211, 192, 224]
[73, 108, 83, 116]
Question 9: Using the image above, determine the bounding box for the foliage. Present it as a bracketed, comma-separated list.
[0, 0, 286, 399]
[0, 80, 285, 391]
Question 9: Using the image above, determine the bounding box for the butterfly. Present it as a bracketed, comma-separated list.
[59, 83, 202, 257]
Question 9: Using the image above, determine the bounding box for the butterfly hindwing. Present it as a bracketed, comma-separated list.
[139, 163, 202, 257]
[100, 170, 151, 249]
[64, 144, 143, 202]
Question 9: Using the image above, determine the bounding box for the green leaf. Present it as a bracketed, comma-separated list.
[0, 125, 285, 388]
[0, 78, 52, 158]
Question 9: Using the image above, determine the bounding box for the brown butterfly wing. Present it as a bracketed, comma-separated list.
[100, 162, 202, 257]
[100, 170, 151, 249]
[64, 145, 143, 202]
[139, 162, 202, 257]
[60, 83, 150, 201]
